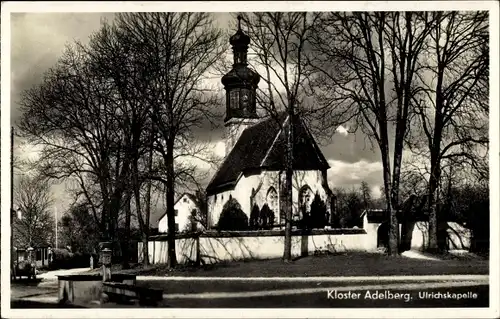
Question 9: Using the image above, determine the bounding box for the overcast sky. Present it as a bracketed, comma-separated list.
[10, 12, 390, 216]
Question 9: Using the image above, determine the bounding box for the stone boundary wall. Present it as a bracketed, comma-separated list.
[139, 229, 370, 265]
[138, 222, 471, 265]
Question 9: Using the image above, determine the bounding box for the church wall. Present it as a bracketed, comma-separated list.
[206, 173, 263, 228]
[207, 170, 332, 228]
[289, 170, 331, 218]
[207, 190, 236, 229]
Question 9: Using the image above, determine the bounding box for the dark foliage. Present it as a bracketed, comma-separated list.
[334, 188, 364, 228]
[309, 193, 328, 229]
[249, 204, 260, 230]
[194, 190, 209, 229]
[59, 204, 100, 255]
[217, 197, 249, 231]
[49, 248, 94, 270]
[259, 204, 275, 229]
[442, 184, 489, 253]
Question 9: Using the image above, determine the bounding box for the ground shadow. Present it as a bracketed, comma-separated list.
[11, 278, 43, 286]
[11, 300, 86, 308]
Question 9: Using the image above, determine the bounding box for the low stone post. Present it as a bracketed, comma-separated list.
[90, 255, 94, 270]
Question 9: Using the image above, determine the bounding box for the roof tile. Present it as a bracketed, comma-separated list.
[206, 114, 329, 194]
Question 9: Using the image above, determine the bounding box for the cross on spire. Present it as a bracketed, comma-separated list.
[237, 15, 242, 31]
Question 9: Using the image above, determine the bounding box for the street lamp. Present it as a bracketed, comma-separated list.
[26, 246, 34, 263]
[100, 242, 113, 282]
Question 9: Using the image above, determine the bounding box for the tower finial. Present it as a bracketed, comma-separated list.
[237, 15, 242, 31]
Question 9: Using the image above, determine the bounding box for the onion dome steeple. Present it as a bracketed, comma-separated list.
[229, 15, 251, 65]
[221, 15, 260, 122]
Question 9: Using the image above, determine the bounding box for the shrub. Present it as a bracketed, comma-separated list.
[330, 213, 341, 228]
[259, 204, 275, 229]
[50, 248, 93, 269]
[309, 193, 328, 229]
[49, 248, 72, 269]
[218, 197, 248, 231]
[183, 209, 200, 233]
[249, 204, 260, 230]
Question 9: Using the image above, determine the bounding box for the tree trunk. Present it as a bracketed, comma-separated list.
[130, 154, 149, 266]
[427, 150, 441, 252]
[427, 111, 443, 252]
[137, 188, 149, 266]
[380, 140, 398, 256]
[100, 198, 109, 241]
[283, 114, 294, 262]
[108, 192, 121, 260]
[166, 139, 177, 268]
[391, 139, 404, 251]
[142, 146, 154, 267]
[141, 235, 149, 266]
[144, 181, 152, 265]
[427, 59, 445, 253]
[122, 191, 131, 269]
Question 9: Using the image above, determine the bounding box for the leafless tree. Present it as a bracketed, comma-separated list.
[308, 12, 434, 255]
[359, 181, 372, 209]
[106, 13, 225, 268]
[332, 187, 364, 228]
[238, 12, 318, 261]
[18, 13, 226, 269]
[409, 11, 489, 251]
[13, 174, 55, 249]
[17, 42, 130, 246]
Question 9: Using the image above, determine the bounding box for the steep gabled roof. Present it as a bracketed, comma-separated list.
[157, 193, 199, 223]
[206, 113, 330, 195]
[360, 209, 404, 224]
[360, 198, 430, 224]
[175, 193, 198, 206]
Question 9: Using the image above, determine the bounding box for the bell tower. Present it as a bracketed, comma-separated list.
[221, 15, 260, 156]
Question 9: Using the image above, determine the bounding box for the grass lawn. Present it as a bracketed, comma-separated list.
[92, 252, 489, 277]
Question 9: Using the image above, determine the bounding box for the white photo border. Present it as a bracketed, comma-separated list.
[1, 1, 498, 318]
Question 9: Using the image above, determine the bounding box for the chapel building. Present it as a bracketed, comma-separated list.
[206, 17, 335, 228]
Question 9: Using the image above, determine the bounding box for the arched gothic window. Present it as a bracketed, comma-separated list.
[298, 185, 313, 218]
[266, 186, 278, 224]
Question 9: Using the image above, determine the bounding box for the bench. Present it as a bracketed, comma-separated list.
[103, 282, 163, 306]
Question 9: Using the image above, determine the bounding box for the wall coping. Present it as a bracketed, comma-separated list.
[148, 228, 367, 241]
[57, 274, 136, 281]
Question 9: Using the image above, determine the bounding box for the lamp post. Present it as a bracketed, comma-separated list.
[100, 242, 112, 282]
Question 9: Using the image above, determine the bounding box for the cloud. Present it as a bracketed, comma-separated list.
[10, 13, 115, 124]
[9, 12, 394, 215]
[327, 159, 384, 192]
[335, 125, 349, 136]
[320, 129, 380, 164]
